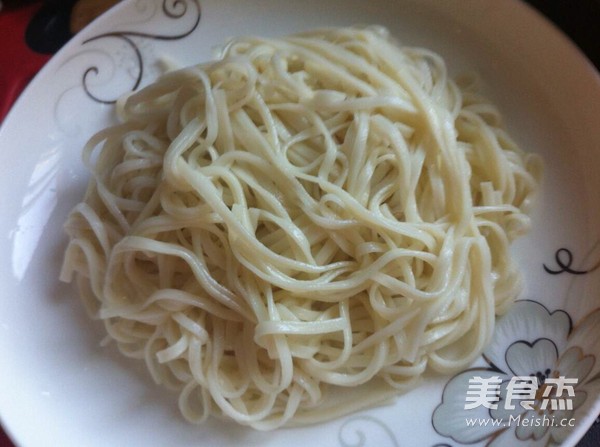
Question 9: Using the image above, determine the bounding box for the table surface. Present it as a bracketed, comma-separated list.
[0, 0, 599, 446]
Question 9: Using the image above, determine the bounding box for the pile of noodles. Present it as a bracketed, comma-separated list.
[61, 26, 541, 430]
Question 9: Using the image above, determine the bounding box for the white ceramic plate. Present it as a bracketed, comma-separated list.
[1, 1, 600, 446]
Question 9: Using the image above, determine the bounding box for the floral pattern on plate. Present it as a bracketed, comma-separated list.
[433, 300, 600, 446]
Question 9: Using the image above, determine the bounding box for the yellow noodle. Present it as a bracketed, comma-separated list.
[61, 26, 541, 430]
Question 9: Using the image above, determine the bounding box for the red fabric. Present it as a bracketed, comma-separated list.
[0, 2, 51, 122]
[0, 429, 13, 447]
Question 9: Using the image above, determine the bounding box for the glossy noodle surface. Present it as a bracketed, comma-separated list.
[61, 26, 541, 430]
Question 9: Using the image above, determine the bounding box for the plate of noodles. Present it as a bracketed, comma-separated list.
[1, 0, 600, 446]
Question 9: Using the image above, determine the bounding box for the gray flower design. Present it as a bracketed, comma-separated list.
[433, 300, 600, 446]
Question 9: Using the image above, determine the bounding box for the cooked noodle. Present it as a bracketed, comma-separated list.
[60, 26, 541, 430]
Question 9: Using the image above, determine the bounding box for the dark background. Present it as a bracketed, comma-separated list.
[525, 0, 600, 70]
